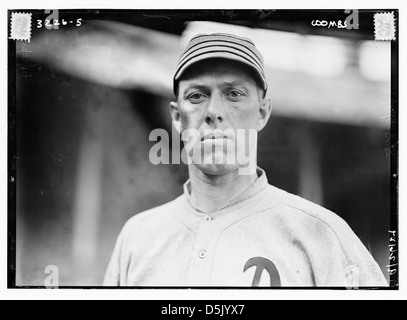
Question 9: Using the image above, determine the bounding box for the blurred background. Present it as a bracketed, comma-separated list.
[11, 10, 394, 286]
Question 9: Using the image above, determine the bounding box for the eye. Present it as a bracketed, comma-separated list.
[187, 92, 207, 103]
[226, 90, 244, 100]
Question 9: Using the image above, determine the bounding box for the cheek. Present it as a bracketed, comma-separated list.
[227, 104, 259, 129]
[178, 105, 205, 130]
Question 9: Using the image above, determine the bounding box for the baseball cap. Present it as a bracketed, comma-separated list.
[173, 33, 268, 95]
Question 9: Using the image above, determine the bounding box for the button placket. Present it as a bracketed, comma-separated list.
[198, 250, 207, 259]
[187, 216, 220, 285]
[195, 220, 212, 260]
[204, 215, 212, 222]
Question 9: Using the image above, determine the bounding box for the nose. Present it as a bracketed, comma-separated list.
[205, 94, 224, 125]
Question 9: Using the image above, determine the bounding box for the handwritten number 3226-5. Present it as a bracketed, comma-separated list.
[37, 19, 82, 28]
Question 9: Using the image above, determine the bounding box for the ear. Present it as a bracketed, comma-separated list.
[256, 96, 272, 132]
[169, 101, 182, 134]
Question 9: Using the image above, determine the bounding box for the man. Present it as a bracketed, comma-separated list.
[103, 33, 387, 287]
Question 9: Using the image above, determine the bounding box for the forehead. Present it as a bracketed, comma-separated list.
[178, 59, 258, 88]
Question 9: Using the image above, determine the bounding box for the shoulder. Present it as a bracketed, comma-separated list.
[265, 184, 350, 232]
[120, 195, 185, 236]
[265, 185, 387, 285]
[264, 184, 374, 265]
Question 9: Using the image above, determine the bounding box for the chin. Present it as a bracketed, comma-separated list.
[194, 162, 240, 176]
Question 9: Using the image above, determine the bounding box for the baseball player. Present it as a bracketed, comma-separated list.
[103, 33, 388, 287]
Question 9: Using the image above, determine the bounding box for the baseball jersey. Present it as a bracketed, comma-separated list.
[103, 168, 387, 287]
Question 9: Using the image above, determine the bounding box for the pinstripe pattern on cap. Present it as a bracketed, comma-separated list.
[173, 33, 267, 95]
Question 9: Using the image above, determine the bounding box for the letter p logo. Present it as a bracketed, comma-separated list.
[243, 257, 281, 287]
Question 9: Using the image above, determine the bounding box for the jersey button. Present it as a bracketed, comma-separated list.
[199, 250, 207, 259]
[204, 215, 212, 222]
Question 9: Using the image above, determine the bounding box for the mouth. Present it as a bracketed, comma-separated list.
[201, 131, 231, 141]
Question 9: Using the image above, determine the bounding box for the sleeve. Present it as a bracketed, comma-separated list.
[344, 262, 388, 288]
[338, 227, 389, 288]
[298, 206, 389, 287]
[103, 228, 127, 286]
[325, 222, 389, 288]
[312, 239, 388, 287]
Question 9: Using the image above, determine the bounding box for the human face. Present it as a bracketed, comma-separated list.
[170, 59, 271, 175]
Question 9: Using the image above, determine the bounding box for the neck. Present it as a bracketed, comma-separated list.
[188, 164, 258, 214]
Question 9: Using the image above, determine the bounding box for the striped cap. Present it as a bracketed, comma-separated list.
[173, 33, 267, 95]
